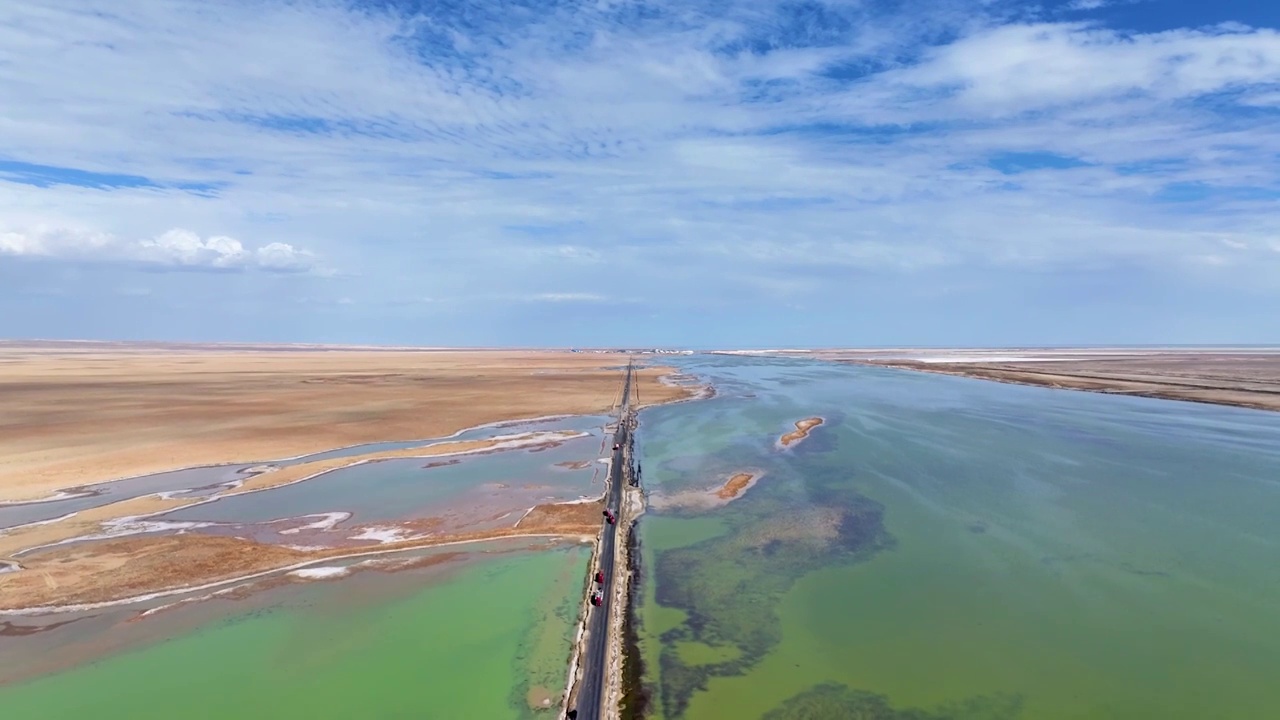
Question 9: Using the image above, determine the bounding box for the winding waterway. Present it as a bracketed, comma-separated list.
[0, 414, 609, 530]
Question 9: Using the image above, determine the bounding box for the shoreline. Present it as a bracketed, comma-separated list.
[648, 468, 765, 511]
[0, 430, 589, 559]
[848, 360, 1280, 413]
[0, 532, 592, 616]
[1, 413, 589, 507]
[1, 368, 711, 615]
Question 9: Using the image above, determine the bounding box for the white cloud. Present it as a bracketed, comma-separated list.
[0, 0, 1279, 340]
[0, 225, 318, 273]
[135, 229, 248, 269]
[255, 242, 316, 273]
[856, 23, 1280, 119]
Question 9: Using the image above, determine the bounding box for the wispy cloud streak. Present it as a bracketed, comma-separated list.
[1, 0, 1278, 342]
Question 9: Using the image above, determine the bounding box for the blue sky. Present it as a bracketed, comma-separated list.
[1, 0, 1279, 348]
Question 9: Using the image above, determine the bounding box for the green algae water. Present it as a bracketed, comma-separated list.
[637, 355, 1280, 720]
[0, 545, 587, 719]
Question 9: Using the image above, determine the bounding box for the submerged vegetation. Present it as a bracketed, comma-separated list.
[651, 438, 895, 717]
[510, 546, 589, 715]
[760, 683, 1024, 720]
[638, 357, 1280, 720]
[620, 524, 650, 720]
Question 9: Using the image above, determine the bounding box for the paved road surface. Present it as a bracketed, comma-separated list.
[572, 362, 633, 720]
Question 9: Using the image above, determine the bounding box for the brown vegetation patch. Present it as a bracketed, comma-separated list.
[517, 499, 605, 531]
[779, 417, 824, 447]
[0, 494, 194, 558]
[715, 472, 757, 500]
[0, 535, 308, 609]
[0, 506, 602, 611]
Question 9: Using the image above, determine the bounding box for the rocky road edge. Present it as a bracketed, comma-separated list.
[560, 505, 608, 715]
[602, 478, 646, 718]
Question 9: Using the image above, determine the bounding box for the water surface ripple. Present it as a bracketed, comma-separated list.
[637, 354, 1280, 720]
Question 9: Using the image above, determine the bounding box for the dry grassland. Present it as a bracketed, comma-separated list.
[0, 344, 690, 502]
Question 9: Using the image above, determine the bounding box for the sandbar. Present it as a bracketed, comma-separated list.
[716, 472, 758, 500]
[778, 417, 824, 448]
[650, 469, 766, 511]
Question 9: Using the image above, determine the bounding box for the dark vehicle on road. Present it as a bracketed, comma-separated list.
[595, 570, 605, 584]
[590, 591, 602, 606]
[603, 509, 616, 524]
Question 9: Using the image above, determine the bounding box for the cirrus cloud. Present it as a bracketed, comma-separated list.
[0, 0, 1278, 345]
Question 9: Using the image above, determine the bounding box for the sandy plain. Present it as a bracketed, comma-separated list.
[0, 343, 697, 611]
[792, 349, 1280, 412]
[0, 342, 686, 502]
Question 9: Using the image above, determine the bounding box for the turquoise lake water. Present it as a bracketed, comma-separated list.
[0, 543, 589, 719]
[636, 355, 1280, 719]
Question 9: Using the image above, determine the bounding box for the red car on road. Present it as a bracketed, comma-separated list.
[603, 509, 616, 525]
[590, 592, 602, 606]
[595, 571, 605, 584]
